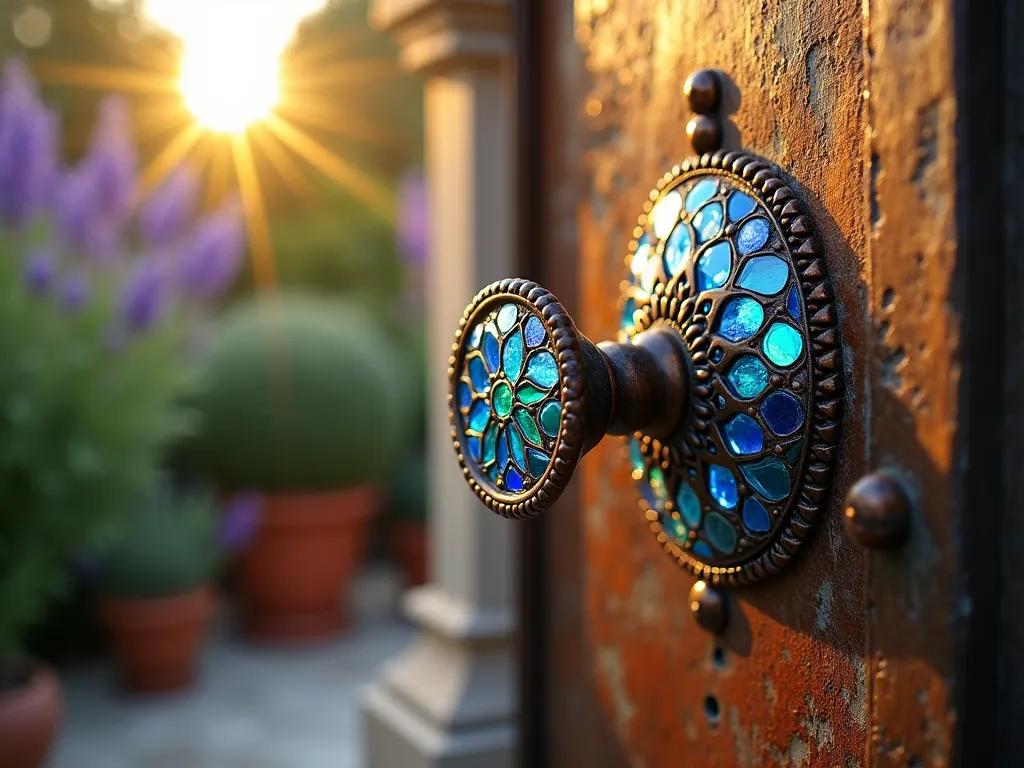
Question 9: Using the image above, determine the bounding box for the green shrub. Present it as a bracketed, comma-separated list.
[387, 447, 427, 523]
[100, 485, 220, 598]
[188, 294, 410, 492]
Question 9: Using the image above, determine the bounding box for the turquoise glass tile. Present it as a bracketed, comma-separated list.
[506, 466, 525, 492]
[707, 464, 738, 509]
[763, 323, 803, 367]
[692, 540, 713, 559]
[468, 400, 489, 433]
[525, 315, 546, 347]
[508, 421, 527, 469]
[517, 383, 547, 405]
[492, 381, 513, 418]
[468, 355, 489, 393]
[696, 241, 731, 291]
[725, 355, 769, 399]
[649, 467, 667, 501]
[741, 497, 771, 533]
[483, 327, 500, 372]
[482, 422, 498, 464]
[661, 512, 688, 543]
[727, 191, 756, 221]
[468, 324, 483, 349]
[488, 464, 498, 482]
[526, 351, 559, 388]
[650, 189, 683, 238]
[664, 222, 693, 277]
[503, 328, 524, 380]
[497, 303, 518, 334]
[621, 297, 636, 331]
[704, 512, 737, 554]
[467, 436, 481, 462]
[736, 255, 789, 295]
[723, 413, 764, 456]
[630, 236, 653, 284]
[676, 481, 702, 528]
[630, 438, 644, 474]
[514, 406, 543, 445]
[787, 285, 801, 320]
[497, 426, 510, 469]
[717, 296, 764, 342]
[740, 457, 791, 501]
[736, 217, 770, 254]
[639, 252, 660, 292]
[760, 391, 804, 436]
[785, 439, 803, 465]
[458, 381, 472, 411]
[527, 448, 549, 478]
[540, 400, 561, 437]
[693, 201, 724, 242]
[685, 178, 718, 213]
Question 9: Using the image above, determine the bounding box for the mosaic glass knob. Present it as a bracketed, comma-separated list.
[449, 150, 843, 585]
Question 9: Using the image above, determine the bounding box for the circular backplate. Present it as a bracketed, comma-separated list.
[620, 150, 842, 585]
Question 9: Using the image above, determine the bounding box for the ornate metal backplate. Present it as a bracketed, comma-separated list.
[620, 151, 842, 585]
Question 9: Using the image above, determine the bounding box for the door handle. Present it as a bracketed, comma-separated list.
[447, 76, 843, 585]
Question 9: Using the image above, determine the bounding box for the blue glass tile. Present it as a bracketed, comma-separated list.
[736, 217, 770, 254]
[741, 497, 771, 533]
[704, 512, 737, 554]
[649, 467, 667, 501]
[717, 296, 764, 342]
[467, 436, 481, 462]
[488, 464, 498, 482]
[508, 422, 527, 469]
[468, 324, 483, 349]
[787, 285, 801, 320]
[458, 382, 473, 411]
[661, 512, 688, 543]
[685, 178, 718, 213]
[740, 457, 791, 501]
[639, 252, 660, 292]
[640, 478, 658, 509]
[525, 315, 546, 347]
[710, 347, 724, 364]
[630, 238, 653, 284]
[723, 413, 764, 456]
[650, 190, 683, 238]
[527, 448, 549, 478]
[497, 426, 510, 469]
[468, 355, 489, 393]
[664, 222, 693, 277]
[693, 201, 724, 242]
[760, 391, 805, 436]
[540, 400, 561, 437]
[725, 355, 769, 399]
[692, 540, 713, 559]
[483, 422, 498, 465]
[503, 329, 524, 381]
[483, 327, 500, 373]
[497, 303, 518, 334]
[506, 466, 524, 492]
[630, 438, 644, 474]
[621, 297, 636, 331]
[526, 351, 559, 388]
[727, 191, 757, 221]
[736, 255, 789, 295]
[696, 242, 731, 291]
[468, 400, 489, 433]
[762, 323, 803, 367]
[715, 394, 726, 409]
[676, 481, 702, 528]
[707, 464, 738, 509]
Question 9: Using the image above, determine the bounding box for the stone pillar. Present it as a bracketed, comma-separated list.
[361, 2, 516, 767]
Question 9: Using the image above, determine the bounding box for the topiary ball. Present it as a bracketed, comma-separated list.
[190, 294, 410, 492]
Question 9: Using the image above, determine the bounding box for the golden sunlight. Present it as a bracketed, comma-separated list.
[141, 0, 326, 133]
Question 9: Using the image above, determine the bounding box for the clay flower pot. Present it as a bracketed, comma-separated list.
[237, 486, 378, 641]
[98, 586, 215, 693]
[392, 521, 429, 588]
[0, 660, 61, 768]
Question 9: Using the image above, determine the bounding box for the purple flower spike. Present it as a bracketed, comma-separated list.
[397, 168, 429, 266]
[218, 493, 263, 553]
[60, 272, 90, 313]
[55, 167, 119, 262]
[23, 248, 55, 294]
[178, 201, 246, 301]
[138, 165, 199, 247]
[0, 59, 58, 229]
[120, 259, 165, 332]
[83, 95, 137, 226]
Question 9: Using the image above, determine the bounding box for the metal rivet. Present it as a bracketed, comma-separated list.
[683, 68, 722, 114]
[843, 472, 911, 550]
[686, 114, 722, 156]
[689, 580, 729, 634]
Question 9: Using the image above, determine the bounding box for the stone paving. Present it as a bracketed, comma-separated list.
[52, 568, 415, 768]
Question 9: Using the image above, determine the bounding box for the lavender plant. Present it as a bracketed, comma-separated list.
[0, 59, 246, 654]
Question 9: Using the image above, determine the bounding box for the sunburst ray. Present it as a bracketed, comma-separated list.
[231, 133, 277, 290]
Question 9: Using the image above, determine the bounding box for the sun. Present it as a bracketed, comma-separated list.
[178, 44, 281, 133]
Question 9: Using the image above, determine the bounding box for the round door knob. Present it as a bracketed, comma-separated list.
[843, 473, 911, 549]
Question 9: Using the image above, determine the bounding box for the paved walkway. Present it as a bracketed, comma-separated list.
[52, 568, 416, 768]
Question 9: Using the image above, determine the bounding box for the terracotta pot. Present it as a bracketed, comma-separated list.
[98, 586, 215, 693]
[392, 521, 429, 588]
[237, 486, 378, 641]
[0, 660, 61, 768]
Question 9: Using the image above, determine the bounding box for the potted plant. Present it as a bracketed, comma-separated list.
[387, 448, 429, 587]
[188, 294, 408, 641]
[0, 60, 244, 765]
[95, 485, 253, 693]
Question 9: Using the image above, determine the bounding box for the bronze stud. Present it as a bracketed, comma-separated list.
[690, 580, 729, 634]
[687, 114, 723, 156]
[843, 472, 911, 550]
[683, 68, 722, 114]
